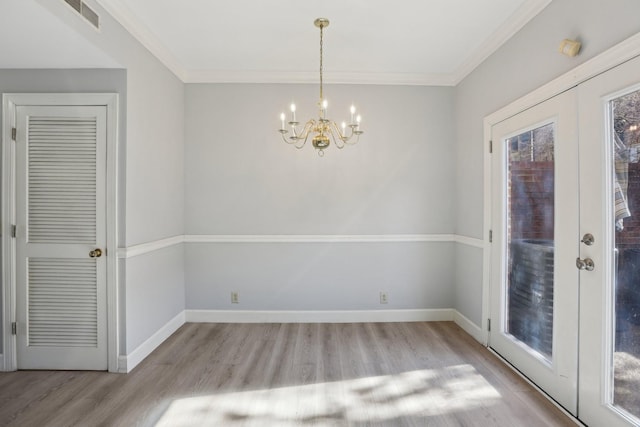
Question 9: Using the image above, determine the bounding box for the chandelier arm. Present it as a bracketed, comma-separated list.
[328, 120, 342, 139]
[340, 123, 363, 145]
[328, 120, 360, 146]
[284, 120, 315, 148]
[280, 132, 302, 147]
[327, 125, 345, 149]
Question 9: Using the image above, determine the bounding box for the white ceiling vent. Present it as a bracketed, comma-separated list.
[63, 0, 100, 29]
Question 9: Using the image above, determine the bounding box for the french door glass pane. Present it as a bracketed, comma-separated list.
[506, 123, 555, 361]
[611, 89, 640, 418]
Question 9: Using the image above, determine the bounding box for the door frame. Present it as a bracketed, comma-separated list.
[1, 93, 119, 372]
[482, 32, 640, 346]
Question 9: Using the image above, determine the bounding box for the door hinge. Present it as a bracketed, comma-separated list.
[11, 127, 16, 141]
[489, 229, 493, 243]
[11, 322, 17, 335]
[489, 140, 493, 153]
[11, 224, 16, 238]
[487, 318, 491, 332]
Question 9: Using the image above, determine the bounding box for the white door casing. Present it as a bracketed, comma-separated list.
[2, 94, 118, 372]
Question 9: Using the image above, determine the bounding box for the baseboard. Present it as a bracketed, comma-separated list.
[118, 311, 186, 373]
[0, 354, 4, 371]
[115, 309, 480, 373]
[452, 310, 486, 345]
[185, 308, 455, 324]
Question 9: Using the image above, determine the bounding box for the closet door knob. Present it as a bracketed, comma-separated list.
[89, 248, 103, 258]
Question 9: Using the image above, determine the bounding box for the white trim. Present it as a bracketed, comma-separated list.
[1, 93, 119, 372]
[185, 70, 458, 86]
[116, 234, 483, 258]
[1, 96, 17, 371]
[453, 310, 487, 345]
[118, 311, 185, 373]
[94, 0, 548, 86]
[185, 309, 454, 324]
[185, 234, 456, 244]
[117, 235, 184, 258]
[92, 0, 187, 81]
[451, 0, 552, 85]
[485, 32, 640, 126]
[103, 94, 119, 373]
[489, 348, 585, 426]
[453, 235, 485, 249]
[483, 102, 494, 347]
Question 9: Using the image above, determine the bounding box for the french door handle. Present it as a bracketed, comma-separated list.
[581, 233, 595, 246]
[576, 257, 594, 271]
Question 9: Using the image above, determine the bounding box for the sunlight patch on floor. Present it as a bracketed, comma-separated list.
[154, 364, 502, 426]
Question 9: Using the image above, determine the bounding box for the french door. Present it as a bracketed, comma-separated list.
[490, 89, 580, 414]
[578, 54, 640, 426]
[491, 54, 640, 426]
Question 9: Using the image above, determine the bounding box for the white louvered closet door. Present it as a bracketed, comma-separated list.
[15, 106, 107, 370]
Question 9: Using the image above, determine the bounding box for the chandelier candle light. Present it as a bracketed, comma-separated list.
[278, 18, 363, 157]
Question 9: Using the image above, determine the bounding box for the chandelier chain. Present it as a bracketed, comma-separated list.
[319, 23, 324, 102]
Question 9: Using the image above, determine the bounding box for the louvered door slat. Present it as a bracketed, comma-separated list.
[28, 259, 97, 347]
[28, 117, 96, 244]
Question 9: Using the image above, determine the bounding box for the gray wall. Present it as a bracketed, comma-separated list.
[32, 0, 186, 354]
[454, 0, 640, 324]
[0, 68, 127, 356]
[185, 84, 456, 311]
[186, 242, 454, 311]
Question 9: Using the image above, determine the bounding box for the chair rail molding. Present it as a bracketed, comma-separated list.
[117, 234, 484, 258]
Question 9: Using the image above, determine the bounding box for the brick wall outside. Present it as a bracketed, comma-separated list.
[509, 160, 640, 245]
[509, 161, 554, 241]
[618, 161, 640, 249]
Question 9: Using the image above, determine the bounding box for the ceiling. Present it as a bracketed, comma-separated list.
[95, 0, 551, 85]
[0, 0, 552, 86]
[0, 0, 120, 69]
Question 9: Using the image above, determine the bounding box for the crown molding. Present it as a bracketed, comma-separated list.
[93, 0, 188, 81]
[185, 70, 458, 86]
[451, 0, 552, 85]
[95, 0, 550, 86]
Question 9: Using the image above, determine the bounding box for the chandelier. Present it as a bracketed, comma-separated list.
[278, 18, 363, 157]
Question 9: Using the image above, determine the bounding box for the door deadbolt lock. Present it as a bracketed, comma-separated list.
[89, 248, 103, 258]
[576, 257, 594, 271]
[581, 233, 595, 246]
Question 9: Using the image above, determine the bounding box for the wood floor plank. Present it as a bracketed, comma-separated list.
[0, 322, 577, 426]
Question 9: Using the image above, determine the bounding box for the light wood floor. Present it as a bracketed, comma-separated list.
[0, 322, 577, 426]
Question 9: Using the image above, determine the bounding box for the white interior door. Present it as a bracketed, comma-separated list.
[15, 105, 107, 370]
[578, 54, 640, 426]
[490, 89, 580, 414]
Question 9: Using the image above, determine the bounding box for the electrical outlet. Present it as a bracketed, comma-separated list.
[231, 292, 239, 304]
[380, 291, 388, 304]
